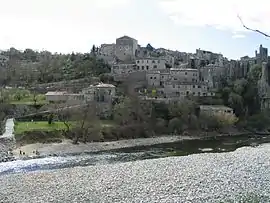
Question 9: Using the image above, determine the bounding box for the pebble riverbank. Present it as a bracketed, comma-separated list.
[0, 143, 269, 203]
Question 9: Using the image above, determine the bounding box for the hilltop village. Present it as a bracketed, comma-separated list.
[0, 35, 270, 149]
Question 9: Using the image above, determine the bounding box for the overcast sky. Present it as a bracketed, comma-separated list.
[0, 0, 269, 59]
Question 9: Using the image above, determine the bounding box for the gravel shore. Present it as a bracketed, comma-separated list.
[13, 135, 195, 158]
[1, 144, 270, 203]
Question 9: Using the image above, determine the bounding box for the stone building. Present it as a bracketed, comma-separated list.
[115, 36, 138, 62]
[99, 44, 116, 56]
[170, 68, 199, 83]
[45, 91, 83, 104]
[255, 44, 268, 65]
[136, 58, 166, 71]
[45, 83, 116, 116]
[136, 45, 151, 58]
[111, 63, 137, 81]
[162, 81, 211, 98]
[200, 105, 234, 116]
[146, 71, 162, 87]
[82, 83, 116, 103]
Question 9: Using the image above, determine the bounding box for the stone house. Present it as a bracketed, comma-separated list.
[45, 91, 83, 104]
[82, 83, 116, 103]
[136, 58, 166, 71]
[170, 68, 199, 83]
[82, 83, 116, 117]
[162, 81, 212, 98]
[111, 63, 137, 81]
[199, 105, 234, 118]
[146, 71, 161, 87]
[45, 91, 69, 103]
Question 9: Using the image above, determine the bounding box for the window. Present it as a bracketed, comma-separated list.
[152, 60, 156, 63]
[137, 60, 140, 63]
[192, 78, 195, 82]
[193, 92, 195, 95]
[146, 66, 149, 70]
[101, 95, 105, 102]
[185, 72, 187, 75]
[153, 65, 157, 68]
[162, 76, 164, 79]
[176, 92, 180, 96]
[198, 85, 201, 88]
[150, 77, 153, 79]
[173, 84, 175, 88]
[137, 66, 140, 70]
[203, 93, 206, 96]
[193, 85, 195, 88]
[154, 77, 156, 79]
[142, 66, 145, 70]
[198, 92, 201, 95]
[186, 91, 189, 95]
[174, 78, 177, 80]
[147, 60, 148, 63]
[158, 60, 160, 63]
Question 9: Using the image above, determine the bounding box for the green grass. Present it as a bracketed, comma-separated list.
[10, 94, 48, 105]
[15, 120, 115, 135]
[15, 121, 69, 135]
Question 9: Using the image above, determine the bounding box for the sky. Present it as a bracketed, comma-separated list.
[0, 0, 270, 59]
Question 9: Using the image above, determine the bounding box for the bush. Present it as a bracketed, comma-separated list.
[155, 118, 168, 134]
[168, 118, 183, 134]
[15, 130, 63, 145]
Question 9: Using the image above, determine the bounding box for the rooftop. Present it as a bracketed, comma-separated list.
[93, 83, 115, 88]
[170, 68, 198, 71]
[45, 91, 68, 96]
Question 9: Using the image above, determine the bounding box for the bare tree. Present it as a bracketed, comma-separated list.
[237, 15, 270, 38]
[72, 102, 98, 144]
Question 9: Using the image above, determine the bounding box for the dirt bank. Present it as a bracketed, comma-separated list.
[13, 135, 198, 158]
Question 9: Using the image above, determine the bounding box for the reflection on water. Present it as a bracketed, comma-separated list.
[0, 134, 269, 175]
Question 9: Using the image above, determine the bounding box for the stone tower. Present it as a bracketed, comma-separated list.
[115, 36, 138, 62]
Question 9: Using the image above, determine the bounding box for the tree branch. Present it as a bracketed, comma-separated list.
[237, 15, 270, 38]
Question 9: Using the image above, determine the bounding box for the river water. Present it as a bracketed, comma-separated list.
[0, 118, 270, 177]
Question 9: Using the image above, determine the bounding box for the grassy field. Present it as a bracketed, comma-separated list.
[14, 121, 69, 135]
[14, 120, 115, 135]
[0, 88, 47, 105]
[10, 94, 48, 105]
